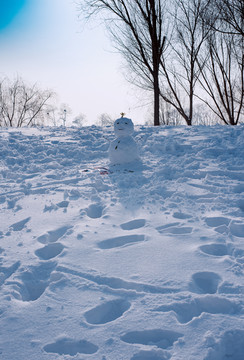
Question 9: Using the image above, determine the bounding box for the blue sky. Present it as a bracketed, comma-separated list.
[0, 0, 27, 29]
[0, 0, 146, 124]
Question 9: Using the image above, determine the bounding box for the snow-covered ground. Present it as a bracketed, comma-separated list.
[0, 124, 244, 360]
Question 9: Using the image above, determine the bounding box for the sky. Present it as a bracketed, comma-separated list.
[0, 0, 148, 125]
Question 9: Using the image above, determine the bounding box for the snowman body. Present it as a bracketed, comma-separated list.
[109, 117, 139, 165]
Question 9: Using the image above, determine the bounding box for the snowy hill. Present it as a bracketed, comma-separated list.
[0, 125, 244, 360]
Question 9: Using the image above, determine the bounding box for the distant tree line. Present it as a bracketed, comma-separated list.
[0, 76, 86, 128]
[81, 0, 244, 126]
[0, 76, 54, 127]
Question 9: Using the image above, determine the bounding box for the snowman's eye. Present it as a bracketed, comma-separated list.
[117, 122, 119, 124]
[125, 122, 128, 124]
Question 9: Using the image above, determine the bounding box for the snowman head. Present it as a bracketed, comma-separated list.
[114, 117, 134, 137]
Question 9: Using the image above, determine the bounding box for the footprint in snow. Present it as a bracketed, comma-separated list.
[233, 248, 244, 258]
[97, 234, 146, 249]
[37, 225, 73, 244]
[35, 243, 64, 260]
[0, 196, 6, 205]
[204, 217, 231, 228]
[218, 281, 244, 295]
[199, 243, 244, 265]
[8, 261, 56, 301]
[120, 219, 146, 230]
[9, 217, 31, 232]
[173, 212, 192, 220]
[43, 336, 98, 356]
[237, 199, 244, 212]
[204, 329, 244, 360]
[203, 216, 232, 235]
[7, 197, 21, 210]
[84, 298, 130, 325]
[0, 261, 20, 286]
[157, 222, 180, 231]
[155, 296, 240, 324]
[229, 221, 244, 238]
[189, 271, 222, 294]
[121, 329, 183, 349]
[56, 200, 69, 209]
[157, 223, 193, 235]
[234, 184, 244, 194]
[199, 243, 230, 257]
[204, 217, 231, 235]
[85, 203, 104, 219]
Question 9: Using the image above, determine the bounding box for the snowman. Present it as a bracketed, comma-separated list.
[109, 116, 139, 165]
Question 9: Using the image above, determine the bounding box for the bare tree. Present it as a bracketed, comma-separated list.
[158, 0, 212, 125]
[209, 0, 244, 37]
[193, 103, 221, 125]
[96, 113, 114, 126]
[157, 99, 183, 125]
[0, 76, 54, 127]
[73, 113, 86, 127]
[80, 0, 168, 126]
[197, 31, 244, 125]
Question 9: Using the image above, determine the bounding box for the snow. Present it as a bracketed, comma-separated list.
[0, 124, 244, 360]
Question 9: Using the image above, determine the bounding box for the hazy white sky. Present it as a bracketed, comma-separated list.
[0, 0, 148, 125]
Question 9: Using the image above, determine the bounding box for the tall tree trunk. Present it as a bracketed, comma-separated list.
[82, 0, 167, 126]
[154, 75, 160, 126]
